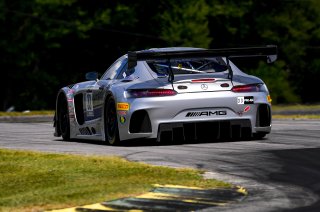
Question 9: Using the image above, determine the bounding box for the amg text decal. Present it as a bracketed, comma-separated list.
[186, 111, 227, 117]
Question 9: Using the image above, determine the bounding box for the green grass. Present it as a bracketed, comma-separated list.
[272, 104, 320, 119]
[0, 111, 54, 117]
[273, 114, 320, 119]
[272, 104, 320, 111]
[0, 149, 230, 212]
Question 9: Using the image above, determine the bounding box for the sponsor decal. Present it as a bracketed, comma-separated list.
[186, 110, 227, 117]
[86, 93, 94, 117]
[237, 96, 254, 104]
[238, 105, 251, 116]
[244, 105, 251, 112]
[267, 95, 272, 103]
[119, 116, 126, 124]
[244, 96, 254, 104]
[201, 84, 208, 90]
[86, 93, 93, 111]
[117, 111, 127, 116]
[117, 102, 130, 111]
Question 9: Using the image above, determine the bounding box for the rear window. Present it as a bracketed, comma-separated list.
[147, 57, 228, 75]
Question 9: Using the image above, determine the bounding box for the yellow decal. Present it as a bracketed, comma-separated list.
[117, 102, 130, 111]
[119, 116, 126, 124]
[267, 95, 272, 103]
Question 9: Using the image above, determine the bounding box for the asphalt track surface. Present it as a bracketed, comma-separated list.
[0, 119, 320, 211]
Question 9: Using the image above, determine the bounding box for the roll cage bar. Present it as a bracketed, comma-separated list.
[127, 45, 277, 83]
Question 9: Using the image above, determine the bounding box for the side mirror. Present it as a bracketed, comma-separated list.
[85, 72, 99, 81]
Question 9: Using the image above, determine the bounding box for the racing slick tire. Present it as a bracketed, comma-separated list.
[58, 96, 70, 141]
[104, 96, 120, 145]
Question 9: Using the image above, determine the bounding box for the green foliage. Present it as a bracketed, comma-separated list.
[248, 0, 319, 102]
[160, 0, 211, 48]
[0, 0, 320, 110]
[248, 61, 300, 104]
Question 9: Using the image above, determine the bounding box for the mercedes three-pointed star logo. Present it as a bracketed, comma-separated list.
[201, 84, 208, 90]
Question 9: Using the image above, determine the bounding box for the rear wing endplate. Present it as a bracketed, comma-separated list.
[127, 45, 277, 70]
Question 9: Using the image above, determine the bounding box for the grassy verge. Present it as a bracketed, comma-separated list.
[0, 149, 230, 212]
[272, 104, 320, 119]
[272, 104, 320, 112]
[273, 114, 320, 119]
[0, 111, 54, 117]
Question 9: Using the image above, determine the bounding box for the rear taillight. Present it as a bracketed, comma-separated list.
[127, 89, 177, 98]
[232, 84, 261, 92]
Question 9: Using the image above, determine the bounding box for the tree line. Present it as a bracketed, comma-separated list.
[0, 0, 319, 110]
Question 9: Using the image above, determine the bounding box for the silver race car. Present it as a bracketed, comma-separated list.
[54, 46, 277, 145]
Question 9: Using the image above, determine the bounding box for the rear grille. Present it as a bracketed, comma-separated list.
[256, 104, 271, 127]
[129, 110, 152, 133]
[157, 120, 252, 142]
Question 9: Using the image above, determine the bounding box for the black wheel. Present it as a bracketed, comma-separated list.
[104, 96, 120, 145]
[58, 97, 70, 141]
[253, 132, 267, 140]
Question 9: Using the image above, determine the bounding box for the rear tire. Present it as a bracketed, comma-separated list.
[104, 96, 120, 145]
[58, 97, 70, 141]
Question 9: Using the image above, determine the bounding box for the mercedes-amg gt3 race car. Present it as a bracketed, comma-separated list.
[54, 46, 277, 145]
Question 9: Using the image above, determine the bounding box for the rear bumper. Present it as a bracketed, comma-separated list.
[117, 91, 271, 141]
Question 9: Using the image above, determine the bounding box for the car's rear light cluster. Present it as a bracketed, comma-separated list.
[232, 84, 261, 92]
[127, 89, 177, 98]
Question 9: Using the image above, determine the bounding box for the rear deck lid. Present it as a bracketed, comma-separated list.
[172, 75, 232, 93]
[147, 57, 233, 93]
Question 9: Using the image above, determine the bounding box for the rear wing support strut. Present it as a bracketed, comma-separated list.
[226, 57, 233, 82]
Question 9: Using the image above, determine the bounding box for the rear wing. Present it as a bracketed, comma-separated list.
[127, 45, 277, 82]
[128, 45, 277, 69]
